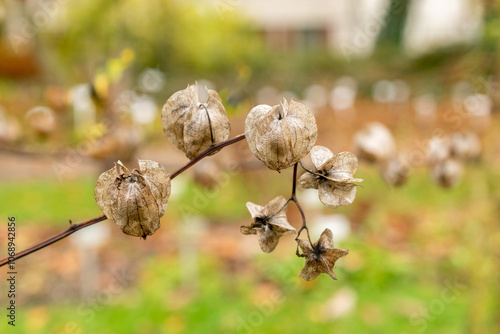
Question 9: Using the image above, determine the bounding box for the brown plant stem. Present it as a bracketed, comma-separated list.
[0, 133, 247, 268]
[290, 163, 314, 248]
[0, 215, 107, 267]
[170, 133, 246, 179]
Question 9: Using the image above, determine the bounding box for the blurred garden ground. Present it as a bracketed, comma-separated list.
[1, 0, 500, 333]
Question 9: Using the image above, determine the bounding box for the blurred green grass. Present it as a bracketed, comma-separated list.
[0, 177, 100, 224]
[2, 162, 500, 333]
[10, 253, 471, 334]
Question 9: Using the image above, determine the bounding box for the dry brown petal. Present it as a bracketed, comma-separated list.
[299, 146, 362, 208]
[310, 145, 334, 168]
[245, 99, 317, 171]
[297, 172, 320, 190]
[240, 196, 295, 253]
[318, 181, 357, 208]
[322, 151, 361, 182]
[245, 201, 265, 219]
[95, 160, 171, 238]
[297, 229, 348, 281]
[260, 195, 287, 217]
[161, 83, 230, 160]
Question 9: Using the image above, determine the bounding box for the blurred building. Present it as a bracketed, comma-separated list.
[404, 0, 482, 54]
[239, 0, 386, 55]
[238, 0, 483, 57]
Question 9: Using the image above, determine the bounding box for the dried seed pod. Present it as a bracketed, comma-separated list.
[95, 160, 171, 238]
[298, 146, 363, 208]
[240, 195, 296, 253]
[430, 158, 463, 188]
[353, 122, 396, 163]
[296, 228, 348, 281]
[161, 83, 230, 160]
[380, 155, 411, 187]
[25, 106, 56, 137]
[245, 99, 317, 171]
[426, 136, 451, 165]
[450, 131, 481, 161]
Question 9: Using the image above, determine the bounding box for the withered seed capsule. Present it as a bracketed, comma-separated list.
[244, 99, 317, 171]
[161, 83, 231, 160]
[430, 158, 463, 188]
[353, 122, 396, 163]
[95, 160, 171, 238]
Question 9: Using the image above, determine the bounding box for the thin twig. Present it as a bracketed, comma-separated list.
[299, 160, 320, 177]
[170, 133, 246, 179]
[291, 162, 299, 197]
[0, 215, 107, 267]
[290, 163, 314, 249]
[0, 133, 247, 268]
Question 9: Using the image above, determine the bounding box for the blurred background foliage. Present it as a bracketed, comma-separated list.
[0, 0, 498, 97]
[1, 0, 500, 333]
[37, 0, 267, 91]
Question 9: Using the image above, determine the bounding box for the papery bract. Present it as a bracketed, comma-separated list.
[95, 160, 171, 238]
[245, 99, 317, 171]
[162, 83, 230, 159]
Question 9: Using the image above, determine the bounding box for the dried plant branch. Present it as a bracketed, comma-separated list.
[0, 215, 107, 267]
[290, 163, 314, 248]
[0, 133, 246, 268]
[170, 133, 245, 179]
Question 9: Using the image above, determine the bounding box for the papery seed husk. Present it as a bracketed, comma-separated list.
[95, 160, 171, 238]
[245, 100, 317, 171]
[297, 229, 348, 281]
[426, 136, 451, 165]
[161, 83, 231, 159]
[450, 131, 481, 161]
[354, 122, 396, 162]
[430, 158, 463, 188]
[318, 181, 357, 208]
[310, 145, 334, 169]
[381, 155, 410, 187]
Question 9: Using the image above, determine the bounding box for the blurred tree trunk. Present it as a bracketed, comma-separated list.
[375, 0, 412, 50]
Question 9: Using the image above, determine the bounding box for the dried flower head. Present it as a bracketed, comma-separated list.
[298, 146, 363, 208]
[244, 99, 318, 172]
[25, 106, 56, 136]
[296, 229, 348, 281]
[161, 83, 230, 160]
[240, 196, 296, 253]
[381, 154, 411, 187]
[95, 160, 171, 238]
[450, 131, 481, 161]
[430, 158, 463, 188]
[426, 136, 451, 165]
[353, 122, 396, 163]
